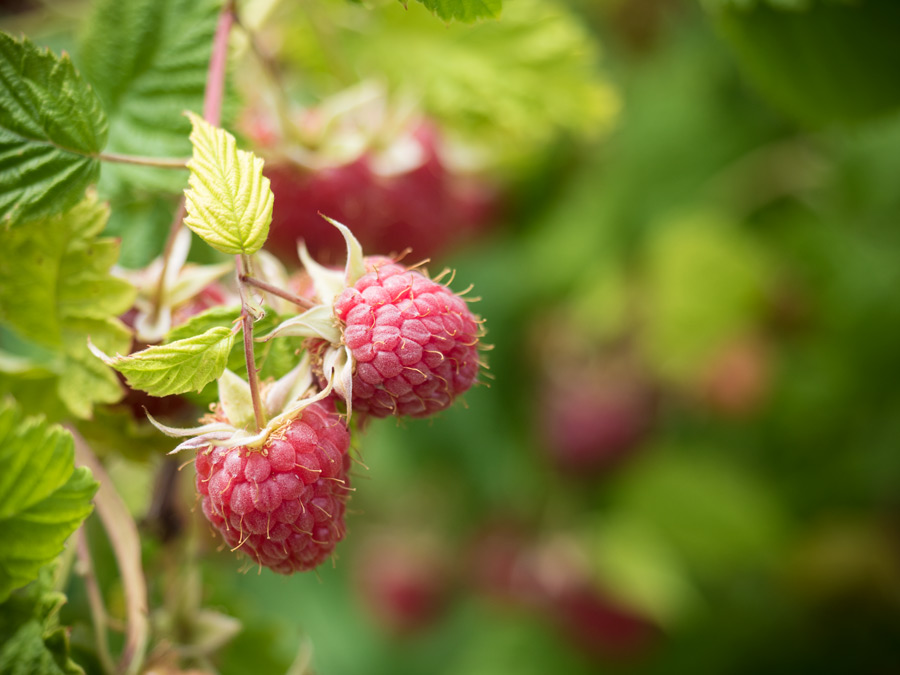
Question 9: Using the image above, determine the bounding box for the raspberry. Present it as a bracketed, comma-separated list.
[194, 401, 352, 573]
[540, 359, 656, 478]
[333, 257, 482, 418]
[355, 533, 450, 636]
[263, 123, 495, 265]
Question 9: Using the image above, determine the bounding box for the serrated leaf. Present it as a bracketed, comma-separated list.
[0, 194, 135, 418]
[183, 113, 274, 255]
[99, 326, 236, 397]
[78, 0, 218, 193]
[0, 400, 98, 602]
[414, 0, 501, 23]
[0, 32, 108, 226]
[164, 305, 241, 344]
[164, 305, 302, 406]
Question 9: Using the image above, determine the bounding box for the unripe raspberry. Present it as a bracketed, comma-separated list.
[195, 401, 352, 573]
[333, 258, 483, 418]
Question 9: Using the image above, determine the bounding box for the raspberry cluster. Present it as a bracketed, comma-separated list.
[195, 401, 352, 573]
[334, 258, 482, 417]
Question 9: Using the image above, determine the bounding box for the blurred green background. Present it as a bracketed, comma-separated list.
[5, 0, 900, 672]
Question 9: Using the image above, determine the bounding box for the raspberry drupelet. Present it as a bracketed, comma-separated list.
[333, 257, 482, 418]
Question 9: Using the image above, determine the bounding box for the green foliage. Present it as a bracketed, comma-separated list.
[0, 401, 98, 603]
[165, 306, 305, 404]
[281, 0, 617, 160]
[183, 113, 273, 256]
[0, 33, 107, 227]
[611, 451, 788, 575]
[414, 0, 502, 23]
[78, 0, 218, 193]
[711, 0, 900, 124]
[0, 567, 84, 674]
[102, 326, 236, 397]
[164, 305, 241, 344]
[0, 194, 135, 418]
[639, 213, 771, 382]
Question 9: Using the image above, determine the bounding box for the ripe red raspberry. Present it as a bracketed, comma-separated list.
[194, 401, 352, 573]
[333, 258, 482, 418]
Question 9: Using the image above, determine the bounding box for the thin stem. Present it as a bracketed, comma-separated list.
[97, 152, 188, 169]
[76, 530, 117, 675]
[237, 255, 267, 431]
[149, 200, 186, 327]
[241, 274, 316, 310]
[148, 0, 236, 323]
[204, 0, 236, 127]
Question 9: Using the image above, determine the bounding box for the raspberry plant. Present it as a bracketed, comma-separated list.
[0, 0, 617, 670]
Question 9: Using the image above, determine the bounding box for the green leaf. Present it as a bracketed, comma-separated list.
[414, 0, 501, 23]
[78, 0, 218, 193]
[0, 400, 98, 602]
[0, 620, 83, 675]
[164, 305, 241, 344]
[0, 566, 84, 674]
[183, 113, 274, 256]
[164, 306, 303, 406]
[0, 32, 108, 226]
[100, 326, 236, 396]
[0, 194, 136, 418]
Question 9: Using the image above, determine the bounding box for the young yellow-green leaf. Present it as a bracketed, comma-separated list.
[0, 400, 98, 602]
[415, 0, 502, 23]
[0, 33, 108, 226]
[0, 194, 135, 418]
[101, 326, 236, 397]
[183, 113, 273, 255]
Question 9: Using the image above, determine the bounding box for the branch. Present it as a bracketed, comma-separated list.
[203, 0, 236, 127]
[98, 152, 188, 169]
[241, 274, 316, 310]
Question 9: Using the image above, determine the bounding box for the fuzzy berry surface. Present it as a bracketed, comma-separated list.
[334, 258, 482, 418]
[195, 401, 352, 573]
